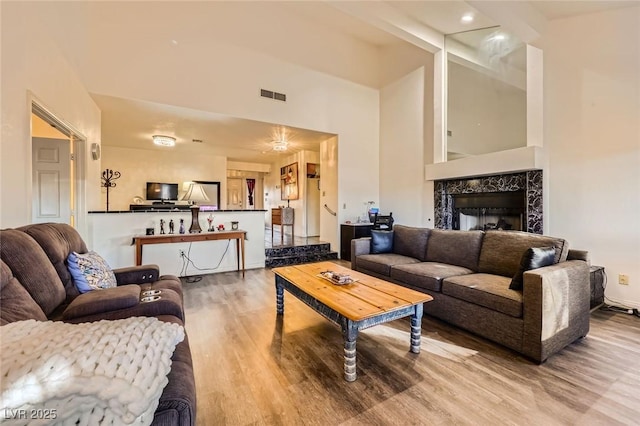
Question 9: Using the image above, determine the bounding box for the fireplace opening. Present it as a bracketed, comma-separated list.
[452, 191, 525, 231]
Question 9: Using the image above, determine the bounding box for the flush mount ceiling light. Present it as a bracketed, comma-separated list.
[272, 140, 288, 151]
[152, 135, 176, 147]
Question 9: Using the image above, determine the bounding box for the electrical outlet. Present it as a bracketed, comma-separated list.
[179, 250, 185, 257]
[619, 274, 629, 285]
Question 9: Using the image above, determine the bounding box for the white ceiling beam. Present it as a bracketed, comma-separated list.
[328, 0, 444, 53]
[467, 1, 549, 43]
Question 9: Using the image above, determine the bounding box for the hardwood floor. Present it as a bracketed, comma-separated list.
[183, 264, 640, 425]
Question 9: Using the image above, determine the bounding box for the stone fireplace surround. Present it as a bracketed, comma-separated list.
[434, 170, 543, 234]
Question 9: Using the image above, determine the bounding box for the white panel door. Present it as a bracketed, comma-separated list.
[227, 178, 243, 210]
[32, 137, 71, 224]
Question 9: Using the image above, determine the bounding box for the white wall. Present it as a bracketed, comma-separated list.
[320, 137, 339, 249]
[541, 7, 640, 308]
[447, 61, 527, 157]
[79, 5, 380, 252]
[1, 3, 380, 256]
[379, 68, 426, 226]
[101, 146, 227, 211]
[0, 2, 102, 236]
[379, 42, 435, 227]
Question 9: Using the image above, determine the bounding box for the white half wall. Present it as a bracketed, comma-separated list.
[541, 7, 640, 308]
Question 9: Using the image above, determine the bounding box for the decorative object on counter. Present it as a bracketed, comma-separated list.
[207, 214, 214, 232]
[318, 270, 357, 285]
[100, 169, 121, 212]
[133, 196, 144, 205]
[179, 219, 185, 234]
[145, 228, 154, 236]
[359, 201, 375, 223]
[280, 162, 299, 201]
[159, 219, 166, 234]
[169, 219, 174, 234]
[231, 221, 239, 230]
[181, 182, 210, 233]
[217, 224, 225, 231]
[246, 178, 256, 207]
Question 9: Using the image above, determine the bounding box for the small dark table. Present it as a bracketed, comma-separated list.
[340, 223, 373, 261]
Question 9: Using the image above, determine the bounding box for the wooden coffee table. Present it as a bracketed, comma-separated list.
[272, 261, 433, 381]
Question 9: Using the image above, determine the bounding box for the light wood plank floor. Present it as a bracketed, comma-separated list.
[183, 264, 640, 426]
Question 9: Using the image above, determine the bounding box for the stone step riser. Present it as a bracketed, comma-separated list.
[265, 243, 332, 257]
[266, 251, 338, 268]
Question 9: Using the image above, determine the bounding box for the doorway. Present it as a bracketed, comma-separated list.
[227, 178, 243, 209]
[31, 102, 86, 227]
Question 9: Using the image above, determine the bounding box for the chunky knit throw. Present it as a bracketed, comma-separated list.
[1, 317, 184, 425]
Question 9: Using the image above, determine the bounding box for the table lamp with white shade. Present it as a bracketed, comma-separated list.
[181, 182, 210, 233]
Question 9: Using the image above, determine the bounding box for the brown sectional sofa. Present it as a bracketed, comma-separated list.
[351, 225, 591, 363]
[0, 223, 195, 425]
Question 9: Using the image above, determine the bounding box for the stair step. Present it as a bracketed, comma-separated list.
[265, 243, 332, 257]
[266, 251, 338, 268]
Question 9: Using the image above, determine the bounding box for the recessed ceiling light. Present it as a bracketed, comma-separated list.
[493, 34, 506, 41]
[152, 135, 176, 147]
[461, 13, 474, 23]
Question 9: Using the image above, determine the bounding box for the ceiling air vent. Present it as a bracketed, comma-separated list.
[260, 88, 286, 102]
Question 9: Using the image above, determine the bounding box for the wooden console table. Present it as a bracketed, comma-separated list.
[133, 230, 246, 277]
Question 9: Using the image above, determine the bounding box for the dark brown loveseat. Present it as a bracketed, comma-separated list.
[0, 223, 196, 425]
[351, 225, 591, 363]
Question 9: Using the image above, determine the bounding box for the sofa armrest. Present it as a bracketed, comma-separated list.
[567, 249, 590, 264]
[113, 264, 160, 285]
[521, 260, 590, 363]
[62, 284, 140, 320]
[350, 237, 371, 270]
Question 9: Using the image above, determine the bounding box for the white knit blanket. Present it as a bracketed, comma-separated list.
[1, 317, 184, 426]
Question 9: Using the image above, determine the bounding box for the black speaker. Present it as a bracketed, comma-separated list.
[590, 266, 605, 310]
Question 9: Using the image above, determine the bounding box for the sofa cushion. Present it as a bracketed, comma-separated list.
[19, 223, 88, 301]
[356, 253, 420, 277]
[509, 247, 556, 290]
[0, 229, 67, 316]
[478, 230, 569, 278]
[390, 262, 474, 292]
[393, 225, 431, 261]
[67, 251, 118, 293]
[1, 260, 47, 324]
[370, 230, 394, 254]
[425, 229, 484, 271]
[442, 274, 523, 318]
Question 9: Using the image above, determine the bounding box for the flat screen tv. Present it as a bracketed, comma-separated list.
[146, 182, 179, 202]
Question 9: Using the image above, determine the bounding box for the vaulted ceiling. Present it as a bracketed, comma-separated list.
[36, 1, 636, 163]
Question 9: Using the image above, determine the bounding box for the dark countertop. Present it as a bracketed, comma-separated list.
[89, 209, 267, 214]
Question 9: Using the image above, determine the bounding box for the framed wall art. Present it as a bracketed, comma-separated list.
[280, 162, 299, 201]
